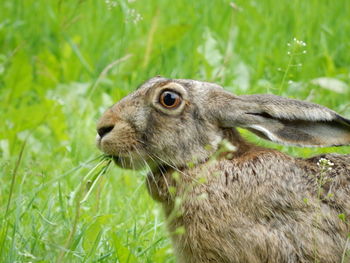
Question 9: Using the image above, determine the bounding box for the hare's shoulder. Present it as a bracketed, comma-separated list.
[214, 147, 306, 184]
[189, 148, 312, 205]
[302, 153, 350, 214]
[221, 150, 350, 201]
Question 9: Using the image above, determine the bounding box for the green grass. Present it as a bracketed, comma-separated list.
[1, 0, 350, 262]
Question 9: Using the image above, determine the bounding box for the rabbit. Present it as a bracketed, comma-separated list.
[96, 76, 350, 263]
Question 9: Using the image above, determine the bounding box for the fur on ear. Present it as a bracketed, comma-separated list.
[210, 92, 350, 147]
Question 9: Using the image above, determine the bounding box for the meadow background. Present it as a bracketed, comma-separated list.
[1, 0, 350, 262]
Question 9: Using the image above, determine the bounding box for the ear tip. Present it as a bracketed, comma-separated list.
[336, 114, 350, 126]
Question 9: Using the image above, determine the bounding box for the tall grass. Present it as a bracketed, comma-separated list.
[0, 0, 349, 262]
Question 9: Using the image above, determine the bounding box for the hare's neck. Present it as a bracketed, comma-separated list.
[145, 128, 259, 203]
[222, 128, 257, 155]
[146, 165, 177, 204]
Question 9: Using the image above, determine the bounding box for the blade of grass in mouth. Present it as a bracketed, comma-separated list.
[80, 157, 112, 203]
[70, 155, 113, 205]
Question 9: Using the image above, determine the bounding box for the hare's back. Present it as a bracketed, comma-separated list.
[173, 150, 349, 263]
[308, 153, 350, 169]
[304, 153, 350, 216]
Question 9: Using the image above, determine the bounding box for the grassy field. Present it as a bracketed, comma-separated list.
[1, 0, 350, 262]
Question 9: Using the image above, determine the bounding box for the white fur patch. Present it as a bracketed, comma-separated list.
[249, 125, 280, 142]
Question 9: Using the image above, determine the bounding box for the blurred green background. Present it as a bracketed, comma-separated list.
[1, 0, 350, 262]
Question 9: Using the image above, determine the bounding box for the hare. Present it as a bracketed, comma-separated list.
[96, 76, 350, 263]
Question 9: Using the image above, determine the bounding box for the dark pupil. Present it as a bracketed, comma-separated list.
[163, 92, 177, 106]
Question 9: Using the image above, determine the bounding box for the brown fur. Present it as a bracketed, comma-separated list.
[96, 77, 350, 263]
[146, 130, 350, 263]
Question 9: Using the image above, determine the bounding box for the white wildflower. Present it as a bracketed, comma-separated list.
[317, 158, 335, 171]
[125, 8, 143, 24]
[105, 0, 117, 10]
[291, 37, 307, 47]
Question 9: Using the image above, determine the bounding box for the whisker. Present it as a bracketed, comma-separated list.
[150, 153, 185, 176]
[150, 153, 200, 185]
[136, 138, 146, 145]
[158, 164, 171, 196]
[146, 153, 179, 194]
[120, 151, 126, 168]
[127, 151, 135, 170]
[133, 146, 161, 195]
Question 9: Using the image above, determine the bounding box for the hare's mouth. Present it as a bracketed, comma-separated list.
[96, 133, 149, 170]
[96, 135, 138, 159]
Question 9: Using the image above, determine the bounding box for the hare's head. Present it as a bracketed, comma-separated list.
[97, 76, 350, 169]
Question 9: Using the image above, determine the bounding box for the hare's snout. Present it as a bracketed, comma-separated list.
[96, 107, 139, 157]
[96, 123, 115, 149]
[96, 115, 145, 169]
[97, 125, 114, 139]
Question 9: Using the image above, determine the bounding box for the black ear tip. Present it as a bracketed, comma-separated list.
[336, 115, 350, 126]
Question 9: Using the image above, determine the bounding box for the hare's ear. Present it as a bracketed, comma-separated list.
[211, 92, 350, 147]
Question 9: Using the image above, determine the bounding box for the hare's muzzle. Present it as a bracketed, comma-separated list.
[96, 106, 142, 165]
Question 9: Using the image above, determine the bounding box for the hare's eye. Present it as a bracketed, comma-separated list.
[159, 91, 181, 109]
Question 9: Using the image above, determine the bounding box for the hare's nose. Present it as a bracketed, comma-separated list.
[97, 125, 114, 138]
